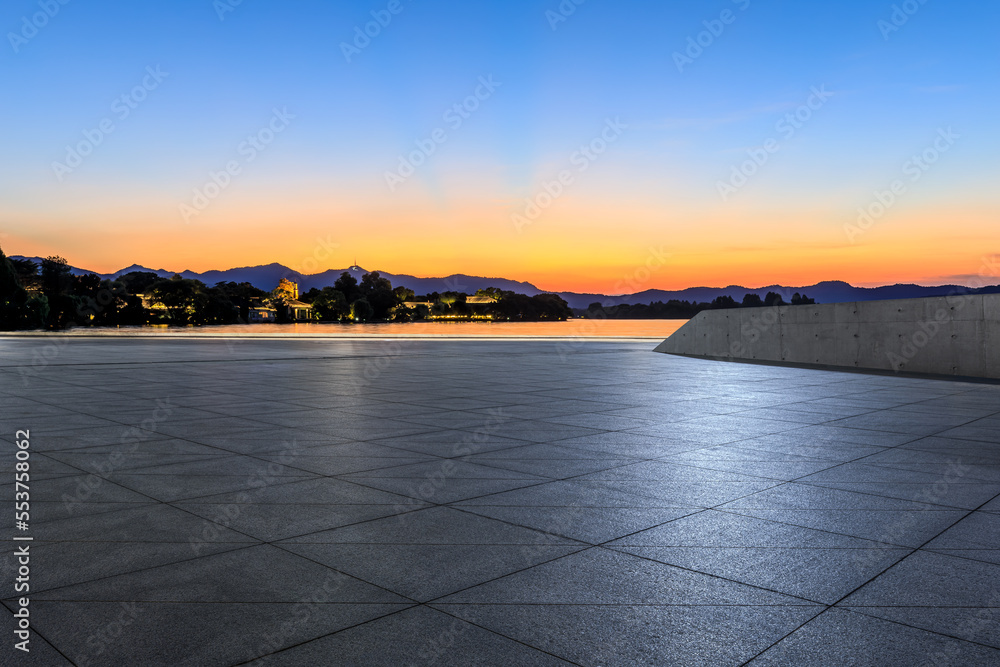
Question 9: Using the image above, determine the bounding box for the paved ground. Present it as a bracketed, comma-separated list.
[2, 336, 999, 666]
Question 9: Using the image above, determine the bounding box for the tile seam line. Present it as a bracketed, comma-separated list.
[736, 482, 1000, 664]
[0, 603, 79, 666]
[234, 601, 585, 667]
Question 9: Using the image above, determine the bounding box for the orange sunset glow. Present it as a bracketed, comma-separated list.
[2, 0, 997, 297]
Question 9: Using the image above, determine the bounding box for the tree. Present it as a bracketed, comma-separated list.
[575, 298, 708, 320]
[742, 293, 764, 308]
[40, 256, 72, 294]
[118, 271, 162, 296]
[73, 274, 130, 326]
[351, 298, 374, 322]
[272, 278, 298, 302]
[334, 272, 361, 303]
[23, 295, 49, 329]
[10, 258, 38, 290]
[764, 292, 786, 307]
[494, 293, 535, 320]
[791, 292, 816, 305]
[476, 287, 504, 300]
[531, 294, 572, 320]
[360, 272, 398, 320]
[310, 287, 348, 321]
[118, 294, 147, 326]
[711, 295, 738, 309]
[148, 278, 210, 325]
[430, 300, 448, 317]
[40, 256, 77, 328]
[215, 281, 268, 322]
[0, 247, 27, 330]
[360, 271, 392, 294]
[394, 286, 415, 302]
[202, 289, 240, 324]
[438, 291, 467, 317]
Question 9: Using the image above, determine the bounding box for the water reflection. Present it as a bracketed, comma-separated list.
[62, 319, 687, 338]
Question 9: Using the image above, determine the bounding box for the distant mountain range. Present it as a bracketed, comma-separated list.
[13, 256, 1000, 310]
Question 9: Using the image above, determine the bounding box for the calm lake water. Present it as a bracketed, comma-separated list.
[57, 319, 687, 338]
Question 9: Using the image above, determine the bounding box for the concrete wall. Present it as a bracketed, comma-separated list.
[654, 294, 1000, 380]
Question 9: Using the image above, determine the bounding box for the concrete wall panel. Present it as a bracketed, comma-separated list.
[656, 294, 1000, 380]
[987, 319, 1000, 379]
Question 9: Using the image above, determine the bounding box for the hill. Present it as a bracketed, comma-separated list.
[11, 257, 999, 308]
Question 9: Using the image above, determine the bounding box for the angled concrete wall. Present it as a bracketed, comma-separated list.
[655, 294, 1000, 380]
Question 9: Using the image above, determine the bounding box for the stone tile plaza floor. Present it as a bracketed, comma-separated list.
[2, 337, 1000, 666]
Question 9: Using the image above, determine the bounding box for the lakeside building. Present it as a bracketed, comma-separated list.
[403, 294, 498, 320]
[248, 302, 278, 323]
[281, 298, 314, 321]
[272, 280, 314, 321]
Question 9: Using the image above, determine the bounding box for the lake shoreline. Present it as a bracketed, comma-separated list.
[0, 319, 686, 339]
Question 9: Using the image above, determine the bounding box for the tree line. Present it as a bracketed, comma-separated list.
[576, 291, 816, 319]
[301, 277, 571, 323]
[0, 247, 573, 330]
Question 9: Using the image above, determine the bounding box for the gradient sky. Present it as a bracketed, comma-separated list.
[1, 0, 997, 293]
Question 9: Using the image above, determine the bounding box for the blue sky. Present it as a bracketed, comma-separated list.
[1, 0, 997, 289]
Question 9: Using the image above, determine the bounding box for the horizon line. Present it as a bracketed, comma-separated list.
[6, 251, 997, 296]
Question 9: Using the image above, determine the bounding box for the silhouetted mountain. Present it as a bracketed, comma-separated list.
[11, 256, 999, 308]
[11, 256, 95, 277]
[164, 264, 543, 296]
[561, 280, 1000, 309]
[113, 263, 173, 277]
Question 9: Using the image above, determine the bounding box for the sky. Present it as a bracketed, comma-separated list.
[1, 0, 997, 293]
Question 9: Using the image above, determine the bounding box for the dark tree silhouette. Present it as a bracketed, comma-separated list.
[40, 256, 78, 328]
[711, 295, 738, 309]
[0, 247, 28, 330]
[305, 287, 348, 321]
[351, 298, 374, 322]
[764, 292, 786, 307]
[334, 272, 361, 303]
[118, 271, 162, 296]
